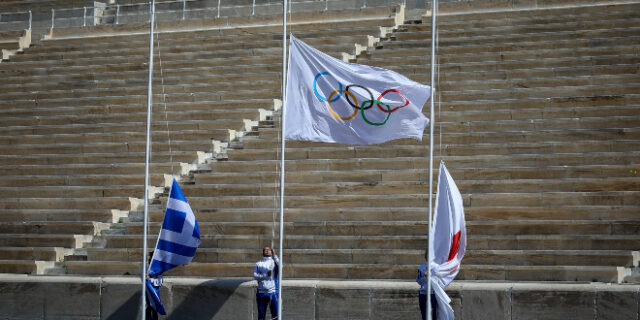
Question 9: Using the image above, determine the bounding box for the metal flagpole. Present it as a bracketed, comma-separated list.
[427, 0, 437, 318]
[277, 0, 288, 318]
[141, 0, 156, 319]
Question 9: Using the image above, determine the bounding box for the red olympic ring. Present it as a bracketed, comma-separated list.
[376, 89, 410, 113]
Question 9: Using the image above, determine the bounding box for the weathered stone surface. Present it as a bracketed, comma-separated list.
[43, 278, 101, 319]
[100, 278, 142, 320]
[280, 282, 317, 320]
[167, 278, 254, 320]
[461, 287, 511, 320]
[0, 280, 45, 319]
[596, 287, 639, 320]
[370, 286, 421, 320]
[316, 282, 372, 320]
[0, 277, 638, 319]
[511, 284, 596, 320]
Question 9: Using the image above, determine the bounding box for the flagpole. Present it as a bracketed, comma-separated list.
[141, 0, 156, 319]
[278, 0, 287, 318]
[427, 0, 437, 318]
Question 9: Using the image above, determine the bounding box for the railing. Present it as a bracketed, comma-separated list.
[0, 0, 411, 32]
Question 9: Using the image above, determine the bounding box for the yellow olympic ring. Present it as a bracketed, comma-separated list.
[327, 89, 358, 121]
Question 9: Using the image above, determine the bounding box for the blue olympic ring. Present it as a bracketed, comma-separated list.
[314, 72, 343, 102]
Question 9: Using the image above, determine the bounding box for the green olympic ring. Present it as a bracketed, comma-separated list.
[360, 100, 391, 126]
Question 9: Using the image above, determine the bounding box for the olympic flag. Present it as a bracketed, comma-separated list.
[284, 36, 430, 145]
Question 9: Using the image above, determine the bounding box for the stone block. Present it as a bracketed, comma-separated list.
[0, 280, 45, 319]
[0, 260, 37, 274]
[166, 279, 253, 320]
[370, 287, 421, 320]
[100, 279, 142, 320]
[280, 284, 317, 320]
[511, 286, 595, 320]
[291, 264, 349, 279]
[316, 286, 371, 320]
[43, 279, 101, 319]
[596, 288, 639, 320]
[461, 287, 511, 320]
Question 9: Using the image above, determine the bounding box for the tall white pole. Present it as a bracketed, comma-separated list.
[426, 0, 437, 319]
[141, 1, 156, 319]
[277, 0, 287, 319]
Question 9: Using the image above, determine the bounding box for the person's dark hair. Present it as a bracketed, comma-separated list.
[148, 250, 154, 264]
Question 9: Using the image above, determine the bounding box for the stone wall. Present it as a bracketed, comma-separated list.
[1, 275, 638, 319]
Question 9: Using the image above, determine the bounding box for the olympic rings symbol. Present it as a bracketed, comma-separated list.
[313, 72, 411, 126]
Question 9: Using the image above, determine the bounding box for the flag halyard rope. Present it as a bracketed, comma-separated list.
[155, 21, 175, 178]
[154, 17, 175, 178]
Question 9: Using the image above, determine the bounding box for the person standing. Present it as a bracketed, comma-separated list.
[146, 250, 163, 320]
[254, 246, 280, 320]
[417, 250, 438, 320]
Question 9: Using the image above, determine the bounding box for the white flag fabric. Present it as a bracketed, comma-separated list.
[429, 162, 466, 320]
[284, 35, 430, 145]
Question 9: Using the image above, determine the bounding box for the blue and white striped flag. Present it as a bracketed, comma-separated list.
[149, 179, 201, 276]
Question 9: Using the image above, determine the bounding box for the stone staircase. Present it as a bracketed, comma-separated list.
[0, 6, 402, 277]
[0, 0, 638, 287]
[0, 29, 31, 61]
[37, 2, 639, 284]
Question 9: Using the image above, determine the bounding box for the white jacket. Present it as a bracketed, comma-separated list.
[253, 255, 279, 293]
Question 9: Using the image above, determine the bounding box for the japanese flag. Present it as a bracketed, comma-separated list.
[429, 161, 466, 320]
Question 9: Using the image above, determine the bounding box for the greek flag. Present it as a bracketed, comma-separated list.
[149, 179, 201, 276]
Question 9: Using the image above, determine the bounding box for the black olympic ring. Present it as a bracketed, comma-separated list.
[344, 84, 374, 110]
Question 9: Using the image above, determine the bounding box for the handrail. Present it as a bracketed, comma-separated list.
[0, 0, 403, 17]
[0, 0, 404, 32]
